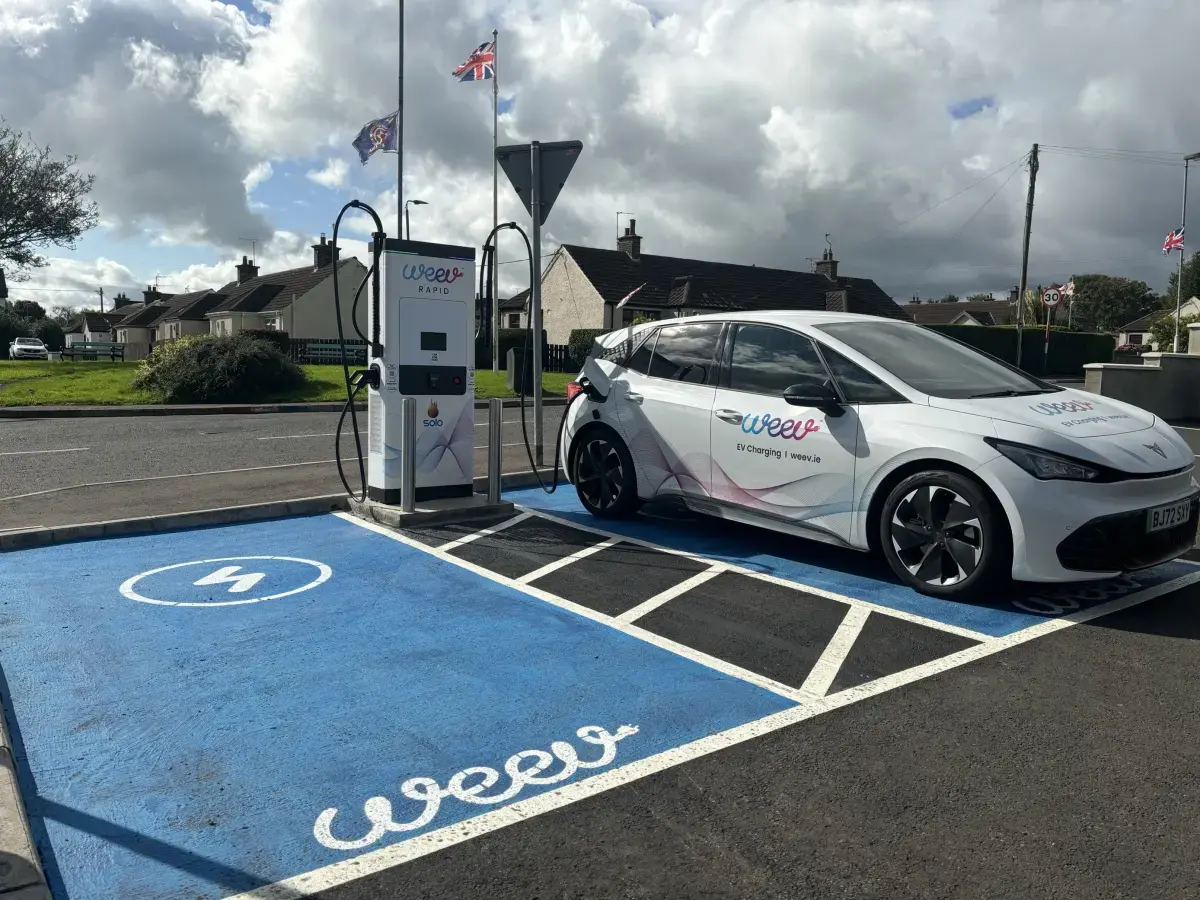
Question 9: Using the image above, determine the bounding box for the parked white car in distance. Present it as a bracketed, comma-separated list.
[562, 311, 1199, 599]
[8, 337, 48, 360]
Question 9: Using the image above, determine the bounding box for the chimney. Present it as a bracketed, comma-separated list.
[617, 218, 642, 261]
[814, 246, 839, 282]
[112, 292, 132, 309]
[1009, 286, 1019, 303]
[237, 255, 259, 285]
[312, 233, 339, 269]
[142, 285, 163, 306]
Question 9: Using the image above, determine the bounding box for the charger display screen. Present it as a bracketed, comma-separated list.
[420, 331, 447, 352]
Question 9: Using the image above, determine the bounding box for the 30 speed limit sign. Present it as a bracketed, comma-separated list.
[1042, 287, 1062, 307]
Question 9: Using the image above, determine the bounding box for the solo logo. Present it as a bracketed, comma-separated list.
[423, 401, 442, 427]
[1030, 399, 1095, 416]
[402, 263, 464, 284]
[740, 412, 821, 441]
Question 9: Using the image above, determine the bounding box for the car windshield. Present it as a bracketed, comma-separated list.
[15, 338, 42, 345]
[813, 321, 1060, 399]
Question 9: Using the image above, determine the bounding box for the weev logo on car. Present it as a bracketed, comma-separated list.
[313, 725, 640, 851]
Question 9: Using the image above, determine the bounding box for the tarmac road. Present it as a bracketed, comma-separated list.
[0, 406, 567, 531]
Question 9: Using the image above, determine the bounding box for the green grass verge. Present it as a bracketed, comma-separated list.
[0, 361, 573, 407]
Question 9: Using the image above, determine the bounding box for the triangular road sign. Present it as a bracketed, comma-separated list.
[496, 140, 583, 227]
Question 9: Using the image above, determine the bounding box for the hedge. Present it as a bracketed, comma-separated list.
[568, 329, 610, 367]
[924, 325, 1114, 377]
[474, 328, 548, 370]
[240, 328, 291, 355]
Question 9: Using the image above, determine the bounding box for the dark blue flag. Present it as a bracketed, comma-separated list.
[352, 111, 398, 165]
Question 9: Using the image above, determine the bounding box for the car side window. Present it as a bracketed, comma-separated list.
[624, 329, 658, 375]
[817, 345, 907, 404]
[728, 324, 828, 396]
[646, 323, 723, 384]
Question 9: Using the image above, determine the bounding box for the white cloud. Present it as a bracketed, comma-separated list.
[306, 157, 349, 189]
[243, 160, 274, 193]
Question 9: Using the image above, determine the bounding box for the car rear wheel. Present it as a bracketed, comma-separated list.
[878, 470, 1009, 599]
[572, 431, 640, 519]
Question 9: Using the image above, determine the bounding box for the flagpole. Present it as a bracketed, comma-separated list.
[492, 28, 500, 372]
[397, 0, 405, 241]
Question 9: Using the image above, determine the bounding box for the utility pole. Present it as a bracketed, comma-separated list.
[1174, 152, 1200, 352]
[1016, 143, 1038, 370]
[96, 287, 104, 312]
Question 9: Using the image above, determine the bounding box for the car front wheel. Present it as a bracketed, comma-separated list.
[878, 470, 1009, 599]
[571, 430, 640, 519]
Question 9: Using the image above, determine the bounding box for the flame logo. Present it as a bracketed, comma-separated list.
[427, 401, 439, 418]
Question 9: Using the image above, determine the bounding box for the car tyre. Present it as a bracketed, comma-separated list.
[878, 470, 1009, 600]
[572, 430, 640, 519]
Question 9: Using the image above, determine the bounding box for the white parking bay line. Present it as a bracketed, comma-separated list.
[257, 433, 337, 441]
[434, 511, 533, 552]
[226, 563, 1200, 900]
[799, 605, 872, 698]
[519, 507, 990, 643]
[617, 565, 726, 623]
[516, 537, 621, 584]
[0, 447, 89, 457]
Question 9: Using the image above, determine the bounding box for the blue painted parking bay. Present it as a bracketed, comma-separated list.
[505, 486, 1199, 638]
[0, 515, 797, 899]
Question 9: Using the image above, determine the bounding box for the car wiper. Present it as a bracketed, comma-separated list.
[966, 388, 1048, 398]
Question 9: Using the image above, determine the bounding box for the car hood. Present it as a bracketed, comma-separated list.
[929, 390, 1155, 437]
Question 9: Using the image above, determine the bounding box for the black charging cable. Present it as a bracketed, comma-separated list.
[330, 200, 384, 501]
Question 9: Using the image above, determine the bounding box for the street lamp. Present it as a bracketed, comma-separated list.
[404, 199, 427, 240]
[1173, 152, 1200, 352]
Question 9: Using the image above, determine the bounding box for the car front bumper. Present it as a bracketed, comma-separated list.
[10, 350, 48, 359]
[977, 456, 1200, 582]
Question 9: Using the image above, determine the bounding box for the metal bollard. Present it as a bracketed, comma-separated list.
[487, 398, 503, 504]
[400, 396, 416, 512]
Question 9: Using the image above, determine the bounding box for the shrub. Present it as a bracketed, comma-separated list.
[475, 328, 547, 370]
[923, 324, 1115, 377]
[0, 307, 32, 359]
[241, 328, 291, 355]
[568, 328, 609, 367]
[132, 333, 306, 403]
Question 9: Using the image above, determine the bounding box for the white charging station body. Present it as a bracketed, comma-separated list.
[367, 238, 478, 505]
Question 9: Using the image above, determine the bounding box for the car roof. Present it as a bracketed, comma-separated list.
[655, 310, 916, 328]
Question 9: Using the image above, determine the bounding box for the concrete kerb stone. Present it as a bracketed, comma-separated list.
[0, 398, 568, 419]
[0, 683, 49, 900]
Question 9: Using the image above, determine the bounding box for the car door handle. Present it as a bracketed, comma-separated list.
[626, 392, 644, 404]
[714, 409, 743, 424]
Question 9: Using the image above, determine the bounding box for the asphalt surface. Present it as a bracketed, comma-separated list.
[0, 406, 566, 531]
[317, 579, 1200, 900]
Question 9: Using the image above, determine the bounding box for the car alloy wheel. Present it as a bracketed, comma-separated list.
[573, 431, 639, 519]
[890, 484, 984, 586]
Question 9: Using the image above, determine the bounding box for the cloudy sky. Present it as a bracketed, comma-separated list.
[3, 0, 1198, 321]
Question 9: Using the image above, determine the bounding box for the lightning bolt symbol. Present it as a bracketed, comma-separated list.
[193, 565, 267, 594]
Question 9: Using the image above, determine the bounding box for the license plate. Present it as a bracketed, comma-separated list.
[1146, 499, 1192, 534]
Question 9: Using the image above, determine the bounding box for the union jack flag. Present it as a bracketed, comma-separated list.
[1163, 226, 1185, 254]
[453, 41, 495, 82]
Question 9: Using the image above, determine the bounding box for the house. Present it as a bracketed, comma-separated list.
[156, 291, 227, 340]
[905, 296, 1018, 326]
[205, 236, 367, 338]
[500, 290, 529, 329]
[1115, 298, 1200, 349]
[79, 309, 129, 342]
[536, 220, 911, 344]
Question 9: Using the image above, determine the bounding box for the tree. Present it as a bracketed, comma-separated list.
[12, 299, 45, 319]
[1165, 250, 1200, 307]
[31, 317, 64, 350]
[0, 120, 98, 282]
[965, 293, 994, 302]
[0, 305, 31, 358]
[1150, 312, 1200, 352]
[1067, 274, 1162, 334]
[937, 293, 960, 303]
[48, 304, 76, 325]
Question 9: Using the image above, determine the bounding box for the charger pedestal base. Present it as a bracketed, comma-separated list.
[348, 494, 514, 529]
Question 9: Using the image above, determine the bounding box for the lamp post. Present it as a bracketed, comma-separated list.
[404, 199, 427, 240]
[1174, 153, 1200, 352]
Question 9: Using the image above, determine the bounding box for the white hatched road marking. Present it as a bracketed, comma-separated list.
[433, 511, 533, 553]
[617, 565, 727, 623]
[518, 506, 991, 643]
[516, 537, 621, 584]
[338, 512, 812, 704]
[799, 605, 872, 698]
[227, 564, 1200, 900]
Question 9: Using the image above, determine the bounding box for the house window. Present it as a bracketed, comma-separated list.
[507, 313, 520, 328]
[1130, 334, 1143, 345]
[621, 308, 661, 327]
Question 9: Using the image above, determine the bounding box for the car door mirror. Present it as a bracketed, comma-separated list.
[783, 379, 843, 414]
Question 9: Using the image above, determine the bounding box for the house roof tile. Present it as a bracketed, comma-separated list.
[113, 289, 214, 329]
[209, 258, 356, 315]
[1117, 311, 1167, 333]
[904, 299, 1016, 326]
[560, 245, 910, 320]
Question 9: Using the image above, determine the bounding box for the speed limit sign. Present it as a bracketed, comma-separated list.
[1042, 287, 1062, 307]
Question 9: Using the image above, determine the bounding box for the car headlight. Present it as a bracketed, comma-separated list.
[984, 438, 1101, 481]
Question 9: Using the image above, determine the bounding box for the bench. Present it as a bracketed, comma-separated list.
[303, 342, 366, 365]
[61, 341, 126, 361]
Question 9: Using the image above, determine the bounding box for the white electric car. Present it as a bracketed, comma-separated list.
[8, 337, 48, 360]
[561, 311, 1199, 599]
